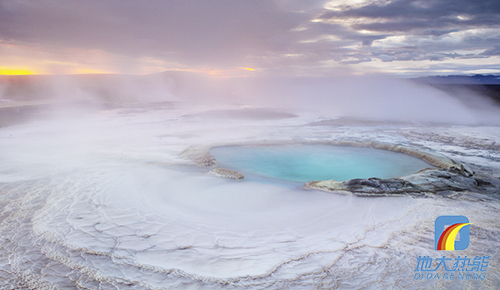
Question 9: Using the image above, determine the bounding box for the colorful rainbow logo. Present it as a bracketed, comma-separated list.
[436, 223, 471, 251]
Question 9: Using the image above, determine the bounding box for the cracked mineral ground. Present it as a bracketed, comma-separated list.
[0, 100, 499, 289]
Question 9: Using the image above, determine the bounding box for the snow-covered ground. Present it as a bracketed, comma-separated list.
[0, 103, 498, 289]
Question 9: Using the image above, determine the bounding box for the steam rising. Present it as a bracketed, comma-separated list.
[0, 72, 499, 288]
[1, 73, 500, 125]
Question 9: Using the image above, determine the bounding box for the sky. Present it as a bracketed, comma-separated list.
[0, 0, 499, 77]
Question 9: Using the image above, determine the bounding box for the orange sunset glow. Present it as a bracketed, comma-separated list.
[0, 67, 37, 75]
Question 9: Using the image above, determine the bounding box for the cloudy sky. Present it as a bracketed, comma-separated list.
[1, 0, 499, 76]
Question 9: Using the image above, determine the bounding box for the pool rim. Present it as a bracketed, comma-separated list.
[179, 139, 474, 180]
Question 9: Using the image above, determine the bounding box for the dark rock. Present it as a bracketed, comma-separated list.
[306, 168, 498, 197]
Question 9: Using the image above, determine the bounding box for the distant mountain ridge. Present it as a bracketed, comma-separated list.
[416, 74, 500, 85]
[414, 75, 500, 104]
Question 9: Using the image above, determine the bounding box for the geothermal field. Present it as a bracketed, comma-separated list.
[0, 74, 499, 289]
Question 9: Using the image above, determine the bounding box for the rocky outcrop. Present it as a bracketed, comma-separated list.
[305, 177, 421, 196]
[305, 168, 495, 197]
[208, 168, 244, 179]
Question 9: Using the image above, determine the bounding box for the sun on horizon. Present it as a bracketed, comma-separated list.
[0, 67, 37, 75]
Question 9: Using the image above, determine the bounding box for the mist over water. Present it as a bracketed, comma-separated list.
[0, 73, 499, 288]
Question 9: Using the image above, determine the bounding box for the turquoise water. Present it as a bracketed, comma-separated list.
[210, 145, 432, 182]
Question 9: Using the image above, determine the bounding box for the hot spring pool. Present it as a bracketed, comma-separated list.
[210, 144, 432, 182]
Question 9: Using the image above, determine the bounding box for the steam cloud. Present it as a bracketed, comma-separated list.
[1, 73, 499, 125]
